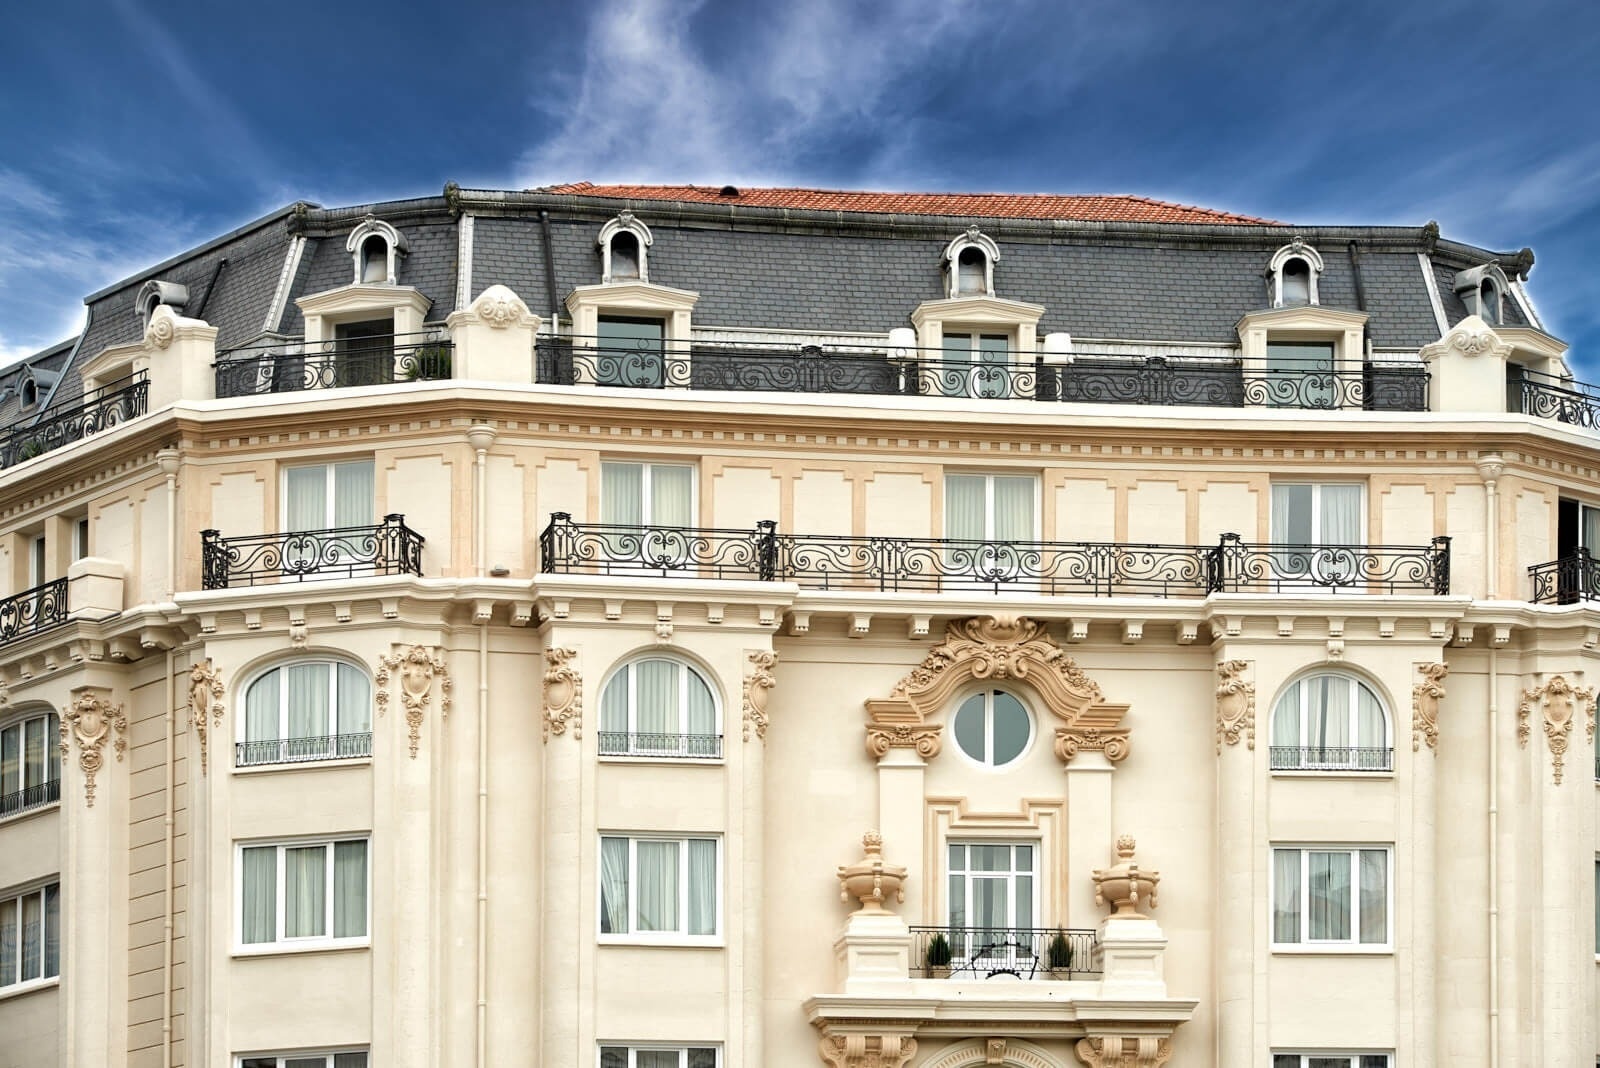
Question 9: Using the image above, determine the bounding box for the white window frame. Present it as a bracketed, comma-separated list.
[946, 840, 1039, 930]
[942, 227, 1000, 299]
[1272, 1054, 1391, 1068]
[236, 1051, 369, 1068]
[601, 461, 696, 527]
[597, 1046, 721, 1068]
[0, 879, 60, 992]
[1269, 673, 1391, 773]
[236, 659, 373, 767]
[1268, 240, 1325, 307]
[943, 472, 1041, 541]
[596, 834, 722, 946]
[1271, 845, 1392, 952]
[345, 215, 406, 286]
[950, 689, 1034, 769]
[598, 212, 654, 285]
[71, 517, 89, 562]
[599, 657, 722, 761]
[234, 836, 371, 953]
[0, 709, 61, 819]
[1270, 482, 1367, 546]
[280, 460, 375, 533]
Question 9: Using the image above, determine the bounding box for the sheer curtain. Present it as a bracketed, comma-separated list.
[1356, 684, 1385, 751]
[601, 668, 630, 750]
[22, 718, 42, 793]
[650, 466, 693, 528]
[993, 477, 1035, 542]
[333, 461, 375, 529]
[636, 660, 678, 740]
[685, 672, 715, 755]
[246, 671, 281, 748]
[287, 664, 330, 753]
[337, 665, 371, 754]
[284, 466, 327, 532]
[636, 840, 679, 932]
[1271, 684, 1301, 754]
[637, 1053, 680, 1068]
[1308, 851, 1350, 941]
[945, 476, 985, 540]
[284, 845, 326, 938]
[19, 892, 39, 980]
[241, 846, 276, 943]
[1319, 485, 1362, 545]
[602, 463, 644, 525]
[1358, 850, 1387, 944]
[332, 841, 367, 938]
[686, 839, 716, 936]
[1272, 849, 1300, 943]
[599, 837, 629, 934]
[0, 897, 14, 982]
[1585, 505, 1600, 557]
[1309, 676, 1348, 751]
[0, 724, 15, 798]
[42, 884, 58, 977]
[1271, 484, 1312, 544]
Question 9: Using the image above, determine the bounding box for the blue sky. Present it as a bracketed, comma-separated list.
[3, 0, 1598, 370]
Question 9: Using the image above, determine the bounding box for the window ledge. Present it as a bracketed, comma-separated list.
[233, 940, 371, 959]
[597, 756, 725, 767]
[1270, 771, 1394, 781]
[0, 976, 59, 1002]
[597, 936, 724, 950]
[232, 757, 373, 776]
[0, 800, 60, 826]
[1270, 946, 1393, 956]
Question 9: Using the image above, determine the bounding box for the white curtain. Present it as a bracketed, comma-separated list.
[636, 840, 679, 933]
[19, 891, 39, 980]
[0, 724, 17, 798]
[42, 883, 58, 978]
[945, 476, 985, 540]
[687, 839, 716, 936]
[22, 718, 43, 792]
[1356, 684, 1385, 750]
[1319, 484, 1362, 545]
[333, 841, 367, 938]
[1359, 850, 1387, 944]
[599, 838, 629, 934]
[684, 671, 715, 743]
[1585, 505, 1600, 555]
[993, 477, 1035, 541]
[601, 668, 630, 746]
[0, 897, 14, 984]
[1272, 849, 1300, 943]
[246, 671, 280, 744]
[636, 660, 678, 738]
[284, 466, 327, 532]
[333, 461, 375, 528]
[1271, 484, 1310, 544]
[1308, 851, 1351, 941]
[650, 466, 693, 527]
[1271, 684, 1300, 750]
[1309, 676, 1349, 750]
[241, 847, 276, 944]
[286, 664, 330, 744]
[637, 1053, 680, 1068]
[284, 845, 326, 938]
[602, 463, 644, 525]
[45, 713, 58, 784]
[337, 664, 371, 737]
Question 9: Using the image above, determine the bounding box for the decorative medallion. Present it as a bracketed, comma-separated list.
[1517, 674, 1594, 785]
[542, 647, 582, 740]
[188, 659, 225, 775]
[145, 306, 177, 349]
[1214, 660, 1255, 752]
[742, 650, 777, 742]
[1412, 662, 1448, 752]
[59, 688, 127, 807]
[376, 645, 450, 759]
[471, 284, 530, 329]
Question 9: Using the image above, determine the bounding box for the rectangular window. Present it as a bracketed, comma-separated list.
[599, 1048, 718, 1068]
[28, 534, 45, 588]
[238, 838, 369, 948]
[72, 518, 89, 562]
[944, 474, 1036, 542]
[1272, 847, 1389, 948]
[1269, 482, 1364, 588]
[1265, 340, 1337, 408]
[239, 1053, 368, 1068]
[0, 882, 60, 989]
[601, 462, 694, 528]
[598, 835, 719, 942]
[283, 460, 375, 532]
[0, 711, 61, 817]
[942, 332, 1012, 399]
[1273, 1055, 1390, 1068]
[596, 316, 666, 388]
[333, 318, 395, 388]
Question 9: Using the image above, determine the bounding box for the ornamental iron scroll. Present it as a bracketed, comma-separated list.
[188, 659, 225, 775]
[742, 649, 777, 742]
[376, 645, 450, 759]
[1413, 662, 1448, 752]
[1518, 674, 1595, 784]
[59, 688, 127, 807]
[542, 647, 582, 740]
[1215, 659, 1255, 752]
[865, 615, 1129, 765]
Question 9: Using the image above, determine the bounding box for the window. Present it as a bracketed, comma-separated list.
[1268, 240, 1324, 307]
[598, 211, 653, 284]
[240, 661, 372, 766]
[28, 534, 45, 587]
[598, 835, 719, 941]
[1272, 846, 1389, 948]
[942, 332, 1012, 398]
[945, 474, 1036, 542]
[1454, 263, 1506, 326]
[600, 659, 719, 758]
[1269, 482, 1364, 588]
[332, 320, 395, 388]
[1273, 1055, 1389, 1068]
[942, 227, 999, 298]
[956, 247, 987, 295]
[284, 460, 375, 534]
[1270, 675, 1389, 771]
[601, 462, 693, 528]
[609, 233, 642, 281]
[0, 882, 60, 989]
[238, 838, 369, 948]
[1280, 258, 1312, 306]
[359, 236, 388, 284]
[345, 215, 405, 286]
[947, 842, 1036, 942]
[594, 316, 667, 387]
[0, 710, 60, 817]
[600, 1048, 718, 1068]
[18, 380, 37, 410]
[1479, 280, 1500, 325]
[240, 1054, 368, 1068]
[951, 690, 1031, 767]
[72, 518, 89, 562]
[1265, 341, 1336, 408]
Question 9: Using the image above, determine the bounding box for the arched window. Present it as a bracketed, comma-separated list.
[609, 232, 641, 281]
[1479, 279, 1500, 325]
[956, 246, 987, 295]
[240, 660, 372, 767]
[951, 689, 1032, 767]
[1453, 263, 1507, 327]
[18, 380, 37, 410]
[345, 215, 406, 286]
[359, 235, 389, 284]
[1280, 258, 1312, 305]
[0, 708, 60, 817]
[134, 279, 189, 328]
[1270, 673, 1390, 771]
[1268, 240, 1324, 307]
[942, 227, 1000, 299]
[599, 657, 719, 758]
[598, 212, 654, 284]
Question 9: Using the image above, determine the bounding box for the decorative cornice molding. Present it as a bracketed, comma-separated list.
[1517, 674, 1593, 784]
[188, 658, 224, 775]
[1412, 662, 1448, 752]
[542, 647, 582, 741]
[742, 649, 777, 742]
[59, 688, 127, 807]
[816, 1033, 918, 1068]
[376, 644, 450, 759]
[1215, 659, 1255, 752]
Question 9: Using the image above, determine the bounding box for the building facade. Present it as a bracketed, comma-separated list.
[0, 181, 1594, 1068]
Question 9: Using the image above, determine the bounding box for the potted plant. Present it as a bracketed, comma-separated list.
[404, 344, 453, 381]
[1046, 929, 1073, 978]
[925, 932, 953, 979]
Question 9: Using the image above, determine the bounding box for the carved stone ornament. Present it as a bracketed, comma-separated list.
[836, 831, 907, 915]
[1092, 834, 1160, 918]
[1420, 318, 1510, 363]
[1073, 1036, 1174, 1068]
[1412, 662, 1449, 752]
[742, 649, 777, 742]
[865, 615, 1129, 765]
[59, 689, 127, 807]
[1215, 659, 1255, 752]
[376, 645, 450, 759]
[1518, 674, 1595, 785]
[542, 647, 582, 740]
[145, 304, 177, 349]
[470, 284, 531, 329]
[189, 659, 225, 775]
[816, 1033, 918, 1068]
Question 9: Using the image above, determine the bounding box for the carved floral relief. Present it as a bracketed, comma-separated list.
[542, 647, 582, 740]
[1214, 660, 1255, 752]
[1412, 662, 1448, 752]
[376, 645, 450, 759]
[189, 659, 225, 775]
[1518, 674, 1595, 785]
[59, 689, 127, 807]
[816, 1033, 918, 1068]
[742, 649, 777, 742]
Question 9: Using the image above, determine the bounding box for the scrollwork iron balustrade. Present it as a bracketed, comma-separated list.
[1512, 367, 1600, 429]
[0, 578, 70, 645]
[1209, 533, 1450, 594]
[538, 513, 778, 580]
[201, 514, 425, 589]
[597, 732, 724, 759]
[0, 372, 149, 470]
[235, 732, 373, 767]
[214, 334, 452, 397]
[0, 778, 61, 818]
[1529, 548, 1600, 604]
[908, 925, 1099, 978]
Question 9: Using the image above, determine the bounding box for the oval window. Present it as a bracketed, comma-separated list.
[952, 689, 1031, 767]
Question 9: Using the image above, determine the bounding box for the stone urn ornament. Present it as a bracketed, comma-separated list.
[1091, 834, 1160, 918]
[836, 831, 907, 915]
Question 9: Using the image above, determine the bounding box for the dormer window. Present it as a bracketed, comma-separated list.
[346, 215, 407, 286]
[19, 380, 37, 409]
[943, 228, 999, 298]
[1479, 280, 1500, 325]
[598, 212, 653, 284]
[1268, 240, 1323, 307]
[1453, 263, 1507, 325]
[134, 279, 189, 327]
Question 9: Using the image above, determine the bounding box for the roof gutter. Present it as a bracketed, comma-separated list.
[538, 211, 560, 327]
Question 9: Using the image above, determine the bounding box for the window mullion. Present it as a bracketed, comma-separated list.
[275, 845, 287, 942]
[325, 842, 336, 937]
[642, 465, 654, 525]
[679, 837, 690, 935]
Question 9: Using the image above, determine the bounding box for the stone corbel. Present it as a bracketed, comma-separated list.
[1073, 1036, 1174, 1068]
[742, 649, 778, 742]
[1412, 662, 1448, 752]
[1214, 659, 1255, 752]
[59, 688, 127, 807]
[542, 647, 582, 740]
[1517, 674, 1594, 784]
[188, 659, 225, 775]
[377, 644, 451, 758]
[816, 1032, 918, 1068]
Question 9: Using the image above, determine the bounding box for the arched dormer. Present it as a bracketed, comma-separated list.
[1268, 239, 1324, 307]
[346, 215, 407, 286]
[943, 227, 1000, 298]
[17, 365, 59, 412]
[1454, 262, 1509, 326]
[597, 212, 653, 284]
[134, 279, 190, 327]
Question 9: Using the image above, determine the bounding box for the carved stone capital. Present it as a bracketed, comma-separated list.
[1518, 674, 1594, 784]
[864, 719, 942, 760]
[743, 649, 778, 742]
[1412, 662, 1448, 752]
[542, 647, 582, 740]
[377, 645, 450, 759]
[59, 688, 127, 807]
[188, 659, 225, 775]
[816, 1032, 918, 1068]
[1055, 726, 1130, 765]
[1215, 659, 1255, 752]
[1073, 1035, 1174, 1068]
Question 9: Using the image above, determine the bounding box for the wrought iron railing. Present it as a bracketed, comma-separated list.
[539, 516, 1452, 597]
[1269, 746, 1394, 772]
[235, 732, 373, 767]
[1509, 366, 1600, 429]
[201, 514, 424, 589]
[534, 336, 1428, 411]
[0, 578, 71, 644]
[214, 333, 452, 397]
[597, 732, 724, 759]
[0, 778, 61, 818]
[909, 925, 1099, 979]
[1529, 549, 1600, 604]
[0, 371, 149, 469]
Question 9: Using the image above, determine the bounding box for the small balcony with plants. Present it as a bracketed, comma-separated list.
[213, 333, 452, 398]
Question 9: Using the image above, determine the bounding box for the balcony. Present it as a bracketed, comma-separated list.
[0, 578, 70, 645]
[539, 514, 1452, 597]
[1269, 746, 1394, 772]
[0, 778, 60, 819]
[1509, 366, 1600, 429]
[201, 514, 424, 589]
[0, 371, 148, 470]
[534, 336, 1428, 411]
[213, 333, 452, 397]
[909, 925, 1100, 980]
[236, 732, 373, 768]
[597, 732, 724, 759]
[1529, 549, 1600, 604]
